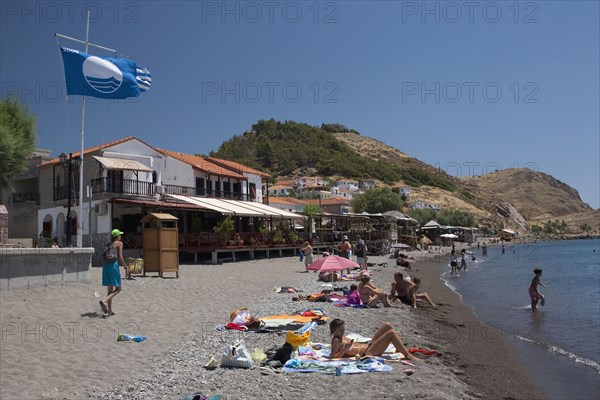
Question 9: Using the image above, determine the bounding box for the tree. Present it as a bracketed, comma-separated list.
[351, 187, 403, 214]
[0, 98, 36, 189]
[580, 224, 592, 234]
[531, 225, 542, 235]
[301, 204, 323, 239]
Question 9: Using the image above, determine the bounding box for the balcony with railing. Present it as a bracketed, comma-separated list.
[164, 184, 252, 201]
[12, 192, 40, 205]
[89, 178, 254, 201]
[92, 177, 155, 196]
[53, 185, 80, 201]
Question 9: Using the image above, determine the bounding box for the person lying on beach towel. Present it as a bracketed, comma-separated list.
[329, 319, 418, 361]
[339, 270, 371, 281]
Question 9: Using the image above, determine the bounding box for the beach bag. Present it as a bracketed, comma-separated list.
[103, 244, 117, 263]
[272, 342, 294, 364]
[285, 330, 310, 350]
[221, 340, 254, 368]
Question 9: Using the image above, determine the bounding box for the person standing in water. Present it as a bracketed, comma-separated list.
[529, 267, 546, 311]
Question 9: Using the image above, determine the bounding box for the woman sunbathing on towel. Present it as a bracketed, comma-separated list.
[359, 275, 394, 307]
[329, 318, 418, 361]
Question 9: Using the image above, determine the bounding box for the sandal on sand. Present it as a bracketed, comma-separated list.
[260, 366, 281, 375]
[99, 301, 108, 314]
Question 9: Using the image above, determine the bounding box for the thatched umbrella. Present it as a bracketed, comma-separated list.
[418, 235, 432, 245]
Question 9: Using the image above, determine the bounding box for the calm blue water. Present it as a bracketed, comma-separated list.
[441, 239, 600, 400]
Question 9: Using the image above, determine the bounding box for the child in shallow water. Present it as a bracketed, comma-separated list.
[529, 267, 546, 311]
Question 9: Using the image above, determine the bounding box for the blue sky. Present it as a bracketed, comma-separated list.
[2, 1, 599, 209]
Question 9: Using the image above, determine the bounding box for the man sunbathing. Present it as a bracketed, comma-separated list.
[329, 318, 418, 361]
[359, 275, 394, 307]
[390, 273, 436, 309]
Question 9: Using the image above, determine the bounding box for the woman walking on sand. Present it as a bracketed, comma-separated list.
[99, 229, 126, 317]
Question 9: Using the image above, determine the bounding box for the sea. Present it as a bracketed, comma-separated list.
[440, 238, 600, 400]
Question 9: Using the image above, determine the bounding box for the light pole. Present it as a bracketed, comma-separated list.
[59, 152, 81, 247]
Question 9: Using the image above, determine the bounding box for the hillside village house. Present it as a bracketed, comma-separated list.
[361, 179, 376, 189]
[295, 176, 326, 188]
[336, 179, 360, 192]
[268, 184, 294, 197]
[330, 187, 357, 200]
[268, 197, 305, 213]
[410, 201, 441, 210]
[297, 184, 330, 199]
[397, 186, 411, 197]
[303, 197, 351, 214]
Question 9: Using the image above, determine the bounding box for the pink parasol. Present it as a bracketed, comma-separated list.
[306, 255, 359, 272]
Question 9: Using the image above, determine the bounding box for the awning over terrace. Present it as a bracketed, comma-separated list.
[93, 156, 152, 172]
[166, 194, 305, 219]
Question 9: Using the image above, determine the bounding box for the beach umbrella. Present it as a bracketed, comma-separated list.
[306, 255, 358, 272]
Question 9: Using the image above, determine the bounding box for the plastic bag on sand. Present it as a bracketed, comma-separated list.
[221, 340, 254, 368]
[251, 348, 267, 364]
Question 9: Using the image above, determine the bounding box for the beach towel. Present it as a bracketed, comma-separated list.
[409, 348, 438, 356]
[282, 357, 392, 374]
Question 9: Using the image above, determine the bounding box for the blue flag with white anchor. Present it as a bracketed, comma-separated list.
[59, 46, 151, 99]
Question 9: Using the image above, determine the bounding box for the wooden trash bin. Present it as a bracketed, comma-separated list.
[142, 213, 179, 278]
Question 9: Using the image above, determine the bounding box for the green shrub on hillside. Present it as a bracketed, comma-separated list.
[210, 119, 457, 191]
[351, 188, 404, 214]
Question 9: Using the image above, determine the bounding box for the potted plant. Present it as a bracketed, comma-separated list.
[214, 215, 234, 243]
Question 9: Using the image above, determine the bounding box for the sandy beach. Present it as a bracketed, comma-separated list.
[0, 249, 544, 400]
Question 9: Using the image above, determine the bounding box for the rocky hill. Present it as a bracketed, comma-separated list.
[210, 120, 596, 233]
[330, 132, 595, 232]
[465, 169, 592, 220]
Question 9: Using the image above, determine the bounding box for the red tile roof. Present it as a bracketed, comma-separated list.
[303, 197, 350, 206]
[158, 149, 247, 180]
[206, 157, 270, 178]
[38, 136, 141, 167]
[269, 197, 305, 205]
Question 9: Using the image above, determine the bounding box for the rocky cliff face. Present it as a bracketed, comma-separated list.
[467, 169, 592, 220]
[495, 202, 529, 232]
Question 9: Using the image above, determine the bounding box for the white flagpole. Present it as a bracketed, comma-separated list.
[76, 10, 90, 248]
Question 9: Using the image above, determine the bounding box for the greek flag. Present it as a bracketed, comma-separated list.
[59, 46, 151, 99]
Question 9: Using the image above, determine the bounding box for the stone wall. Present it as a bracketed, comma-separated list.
[0, 248, 94, 290]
